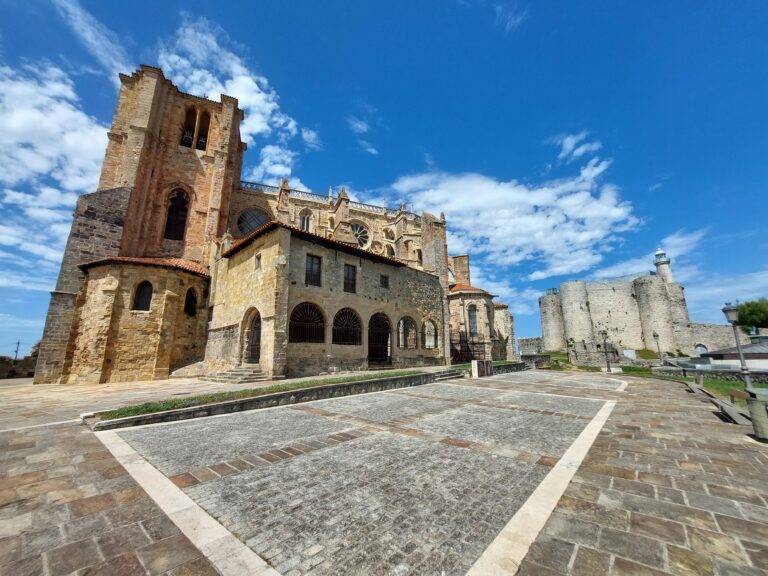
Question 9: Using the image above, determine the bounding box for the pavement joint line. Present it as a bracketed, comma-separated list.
[95, 429, 281, 576]
[466, 399, 617, 576]
[0, 418, 81, 433]
[488, 373, 627, 392]
[439, 380, 614, 403]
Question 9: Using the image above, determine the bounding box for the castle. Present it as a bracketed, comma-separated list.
[34, 66, 515, 385]
[538, 249, 744, 357]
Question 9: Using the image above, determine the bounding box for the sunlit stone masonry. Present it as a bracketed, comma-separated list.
[35, 65, 517, 384]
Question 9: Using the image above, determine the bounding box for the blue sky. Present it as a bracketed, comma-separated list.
[1, 0, 767, 356]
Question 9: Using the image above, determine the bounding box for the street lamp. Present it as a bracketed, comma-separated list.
[652, 330, 662, 362]
[722, 303, 753, 391]
[599, 330, 611, 373]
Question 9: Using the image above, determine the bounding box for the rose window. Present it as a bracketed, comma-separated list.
[350, 223, 370, 248]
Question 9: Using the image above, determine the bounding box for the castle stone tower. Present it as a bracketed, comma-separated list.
[540, 288, 566, 351]
[654, 248, 673, 283]
[559, 280, 594, 343]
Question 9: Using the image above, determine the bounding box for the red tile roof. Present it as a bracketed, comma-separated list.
[79, 257, 210, 278]
[448, 283, 489, 294]
[222, 221, 406, 266]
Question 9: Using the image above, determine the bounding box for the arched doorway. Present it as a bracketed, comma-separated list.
[368, 313, 392, 364]
[694, 343, 708, 357]
[244, 312, 261, 363]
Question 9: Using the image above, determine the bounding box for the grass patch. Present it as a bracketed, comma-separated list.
[620, 367, 749, 406]
[620, 365, 654, 376]
[635, 349, 659, 360]
[100, 370, 423, 420]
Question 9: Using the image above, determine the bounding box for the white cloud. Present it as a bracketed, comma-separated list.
[591, 229, 707, 280]
[158, 15, 312, 185]
[493, 3, 528, 34]
[346, 116, 370, 135]
[301, 128, 322, 150]
[359, 140, 379, 156]
[158, 16, 299, 147]
[685, 269, 768, 323]
[0, 63, 109, 271]
[51, 0, 132, 87]
[378, 156, 636, 282]
[551, 131, 603, 162]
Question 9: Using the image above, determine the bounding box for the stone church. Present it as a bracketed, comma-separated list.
[538, 249, 744, 357]
[34, 66, 516, 385]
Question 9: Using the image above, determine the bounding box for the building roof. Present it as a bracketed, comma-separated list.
[221, 220, 406, 266]
[703, 341, 768, 359]
[448, 283, 490, 295]
[79, 257, 210, 278]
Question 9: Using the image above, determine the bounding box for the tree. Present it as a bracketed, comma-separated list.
[737, 299, 768, 333]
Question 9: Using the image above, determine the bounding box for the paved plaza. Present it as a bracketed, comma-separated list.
[1, 370, 767, 575]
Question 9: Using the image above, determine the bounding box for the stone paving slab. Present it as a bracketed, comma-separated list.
[415, 403, 590, 457]
[119, 408, 353, 476]
[188, 433, 549, 575]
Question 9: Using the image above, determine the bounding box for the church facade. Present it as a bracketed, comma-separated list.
[34, 66, 515, 384]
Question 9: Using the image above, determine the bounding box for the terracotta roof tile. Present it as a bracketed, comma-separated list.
[79, 256, 210, 278]
[449, 283, 489, 294]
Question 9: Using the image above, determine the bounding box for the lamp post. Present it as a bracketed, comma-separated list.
[652, 330, 662, 362]
[722, 303, 753, 391]
[599, 330, 611, 373]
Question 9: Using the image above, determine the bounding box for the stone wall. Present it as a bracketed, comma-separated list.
[539, 292, 566, 351]
[519, 337, 544, 356]
[285, 235, 446, 377]
[35, 187, 131, 384]
[560, 281, 594, 343]
[493, 305, 518, 360]
[674, 323, 748, 356]
[62, 263, 208, 384]
[586, 280, 644, 350]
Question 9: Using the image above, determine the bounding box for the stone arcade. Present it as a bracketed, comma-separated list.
[34, 66, 516, 384]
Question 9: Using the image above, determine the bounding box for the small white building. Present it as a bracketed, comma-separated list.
[702, 341, 768, 370]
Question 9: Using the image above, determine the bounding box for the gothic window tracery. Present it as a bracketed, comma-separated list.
[350, 223, 370, 248]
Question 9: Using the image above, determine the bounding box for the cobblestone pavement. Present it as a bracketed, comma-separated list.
[118, 379, 606, 575]
[3, 370, 767, 576]
[503, 372, 768, 576]
[0, 421, 219, 575]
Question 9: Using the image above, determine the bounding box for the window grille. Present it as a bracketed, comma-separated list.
[398, 316, 418, 349]
[423, 320, 438, 349]
[132, 281, 153, 311]
[289, 302, 325, 343]
[305, 255, 322, 286]
[332, 308, 362, 345]
[468, 304, 478, 337]
[237, 209, 269, 236]
[344, 264, 356, 293]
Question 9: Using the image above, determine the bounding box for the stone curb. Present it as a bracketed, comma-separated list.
[87, 370, 463, 431]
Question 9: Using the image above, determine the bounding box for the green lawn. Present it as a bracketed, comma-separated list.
[99, 370, 423, 420]
[619, 366, 748, 405]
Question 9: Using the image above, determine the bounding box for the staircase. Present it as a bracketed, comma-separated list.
[432, 369, 465, 382]
[203, 364, 270, 385]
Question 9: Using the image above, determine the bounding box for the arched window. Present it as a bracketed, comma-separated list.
[299, 209, 312, 232]
[237, 208, 270, 236]
[694, 344, 708, 357]
[289, 302, 325, 343]
[196, 111, 210, 151]
[416, 249, 423, 265]
[384, 228, 395, 241]
[180, 108, 196, 147]
[423, 320, 438, 349]
[184, 288, 197, 317]
[468, 304, 478, 337]
[398, 316, 417, 349]
[350, 223, 370, 248]
[164, 189, 189, 241]
[132, 281, 153, 311]
[332, 308, 362, 345]
[385, 245, 395, 258]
